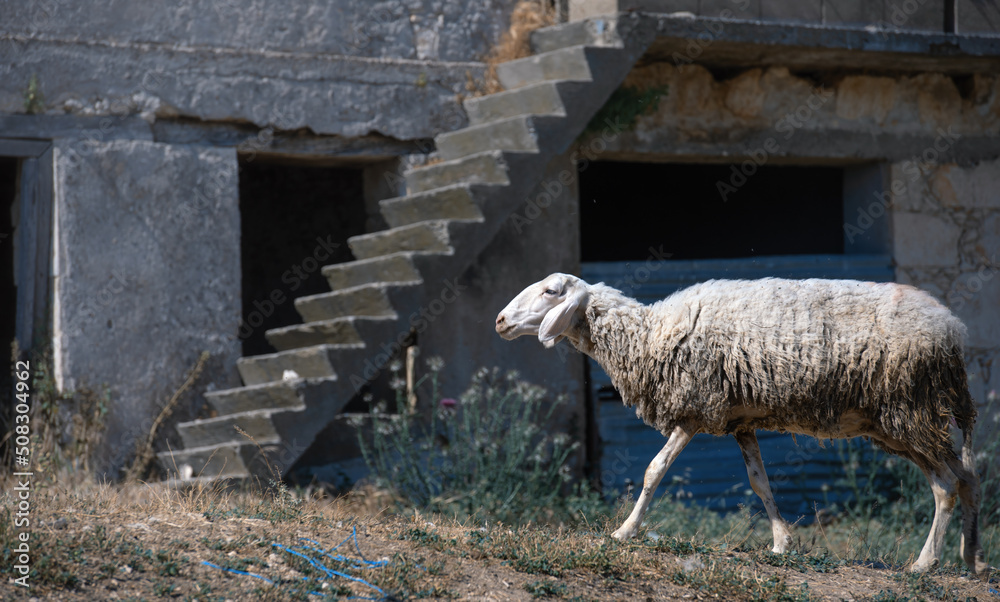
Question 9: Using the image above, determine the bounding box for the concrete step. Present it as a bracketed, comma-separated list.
[348, 220, 459, 260]
[404, 151, 516, 195]
[266, 316, 396, 352]
[496, 45, 597, 90]
[237, 344, 359, 385]
[266, 316, 364, 350]
[381, 184, 491, 229]
[294, 282, 415, 323]
[437, 115, 553, 161]
[464, 81, 566, 125]
[322, 253, 422, 291]
[530, 17, 624, 54]
[178, 409, 282, 450]
[157, 443, 250, 479]
[204, 380, 304, 416]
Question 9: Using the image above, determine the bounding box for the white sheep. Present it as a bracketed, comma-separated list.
[496, 273, 987, 575]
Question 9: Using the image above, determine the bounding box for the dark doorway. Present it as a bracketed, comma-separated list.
[238, 160, 367, 356]
[1, 157, 19, 445]
[578, 161, 845, 262]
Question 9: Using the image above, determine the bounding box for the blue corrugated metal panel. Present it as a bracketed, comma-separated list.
[583, 254, 895, 518]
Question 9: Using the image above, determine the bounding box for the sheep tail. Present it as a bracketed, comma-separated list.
[960, 418, 976, 477]
[953, 384, 977, 476]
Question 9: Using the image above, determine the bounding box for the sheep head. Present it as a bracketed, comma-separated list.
[496, 273, 589, 348]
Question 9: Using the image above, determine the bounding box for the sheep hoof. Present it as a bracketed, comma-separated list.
[771, 533, 793, 554]
[909, 558, 938, 573]
[960, 535, 990, 577]
[611, 527, 635, 540]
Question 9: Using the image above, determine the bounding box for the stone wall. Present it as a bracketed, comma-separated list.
[53, 139, 242, 478]
[1, 0, 519, 139]
[602, 63, 1000, 161]
[892, 157, 1000, 438]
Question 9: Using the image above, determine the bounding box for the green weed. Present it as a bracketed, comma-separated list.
[584, 84, 669, 135]
[360, 361, 600, 526]
[525, 578, 569, 598]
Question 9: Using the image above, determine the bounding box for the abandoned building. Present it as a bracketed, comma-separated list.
[2, 0, 999, 515]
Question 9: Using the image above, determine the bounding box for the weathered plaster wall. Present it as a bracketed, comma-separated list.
[53, 139, 242, 478]
[1, 0, 518, 139]
[4, 1, 514, 60]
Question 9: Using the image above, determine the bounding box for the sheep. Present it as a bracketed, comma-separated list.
[495, 273, 988, 575]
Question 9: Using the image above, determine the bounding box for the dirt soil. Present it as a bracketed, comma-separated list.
[2, 482, 996, 601]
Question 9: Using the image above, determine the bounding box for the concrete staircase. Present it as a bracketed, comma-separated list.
[157, 16, 653, 483]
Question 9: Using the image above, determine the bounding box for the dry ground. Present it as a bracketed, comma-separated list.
[2, 479, 996, 601]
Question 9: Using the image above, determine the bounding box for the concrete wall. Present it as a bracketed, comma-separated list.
[53, 139, 242, 478]
[567, 0, 1000, 33]
[1, 0, 519, 139]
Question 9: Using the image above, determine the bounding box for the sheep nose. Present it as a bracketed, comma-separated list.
[495, 314, 506, 331]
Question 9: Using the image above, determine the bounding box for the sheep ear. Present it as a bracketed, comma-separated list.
[539, 296, 580, 347]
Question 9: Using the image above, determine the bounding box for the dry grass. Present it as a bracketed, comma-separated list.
[1, 474, 995, 601]
[474, 0, 556, 96]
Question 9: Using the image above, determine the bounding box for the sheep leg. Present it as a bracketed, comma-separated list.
[946, 447, 989, 575]
[734, 430, 794, 553]
[612, 424, 694, 540]
[911, 460, 958, 573]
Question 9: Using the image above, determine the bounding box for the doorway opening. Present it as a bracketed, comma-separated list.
[238, 159, 367, 356]
[1, 157, 20, 453]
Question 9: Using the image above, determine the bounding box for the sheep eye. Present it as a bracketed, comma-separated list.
[544, 288, 558, 296]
